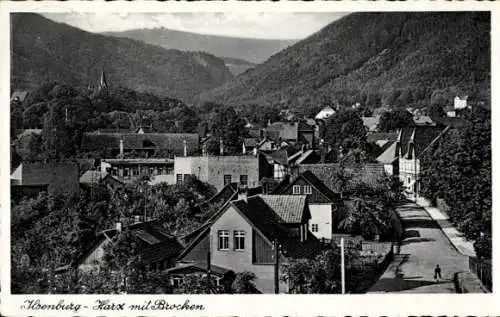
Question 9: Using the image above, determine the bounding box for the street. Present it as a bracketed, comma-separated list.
[368, 201, 469, 293]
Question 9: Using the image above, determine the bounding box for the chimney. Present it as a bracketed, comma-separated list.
[238, 188, 249, 203]
[183, 140, 188, 157]
[116, 222, 122, 232]
[202, 143, 207, 157]
[119, 139, 124, 158]
[253, 147, 257, 156]
[219, 138, 224, 156]
[242, 142, 246, 155]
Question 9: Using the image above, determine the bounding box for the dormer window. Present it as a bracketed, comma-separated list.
[303, 185, 312, 195]
[292, 185, 301, 195]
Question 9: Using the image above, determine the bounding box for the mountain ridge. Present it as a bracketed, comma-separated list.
[197, 12, 490, 113]
[103, 27, 298, 64]
[11, 13, 234, 102]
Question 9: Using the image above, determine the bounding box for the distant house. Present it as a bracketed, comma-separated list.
[367, 132, 398, 148]
[396, 125, 449, 196]
[315, 106, 336, 121]
[11, 90, 28, 103]
[273, 171, 342, 240]
[361, 116, 381, 133]
[297, 163, 387, 196]
[176, 193, 322, 293]
[446, 95, 470, 117]
[79, 170, 123, 189]
[174, 154, 271, 191]
[81, 132, 199, 158]
[100, 158, 174, 184]
[11, 161, 80, 199]
[265, 121, 315, 147]
[413, 115, 435, 126]
[78, 220, 183, 272]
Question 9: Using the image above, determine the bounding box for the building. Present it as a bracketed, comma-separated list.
[376, 142, 398, 176]
[273, 171, 342, 241]
[446, 95, 470, 117]
[100, 158, 174, 184]
[11, 161, 80, 199]
[361, 116, 381, 133]
[315, 106, 336, 121]
[396, 126, 449, 196]
[11, 90, 29, 103]
[265, 121, 315, 147]
[79, 170, 123, 188]
[81, 132, 199, 158]
[297, 163, 387, 196]
[174, 155, 271, 191]
[78, 220, 184, 272]
[176, 193, 322, 293]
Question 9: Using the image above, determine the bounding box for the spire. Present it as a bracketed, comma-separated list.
[98, 70, 109, 93]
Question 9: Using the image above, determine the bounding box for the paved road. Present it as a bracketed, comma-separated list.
[368, 201, 469, 293]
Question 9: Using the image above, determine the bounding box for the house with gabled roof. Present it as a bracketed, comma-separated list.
[77, 219, 183, 272]
[396, 125, 449, 197]
[175, 193, 322, 293]
[273, 170, 342, 240]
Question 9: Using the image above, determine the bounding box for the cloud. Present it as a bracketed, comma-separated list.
[41, 12, 347, 39]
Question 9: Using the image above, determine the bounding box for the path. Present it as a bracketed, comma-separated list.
[368, 201, 469, 293]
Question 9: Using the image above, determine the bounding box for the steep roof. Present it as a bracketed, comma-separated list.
[315, 106, 336, 120]
[376, 141, 398, 164]
[258, 194, 309, 224]
[361, 116, 381, 132]
[11, 90, 28, 103]
[399, 126, 448, 158]
[79, 170, 106, 185]
[81, 132, 199, 156]
[232, 196, 291, 243]
[367, 132, 398, 144]
[301, 170, 341, 201]
[298, 163, 387, 194]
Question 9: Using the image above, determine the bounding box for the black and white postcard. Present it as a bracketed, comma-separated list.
[0, 1, 497, 316]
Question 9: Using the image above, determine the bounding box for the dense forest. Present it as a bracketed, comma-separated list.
[11, 13, 233, 102]
[198, 12, 490, 114]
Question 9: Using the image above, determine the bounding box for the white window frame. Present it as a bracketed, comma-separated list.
[304, 185, 312, 195]
[233, 230, 246, 251]
[292, 185, 301, 194]
[311, 224, 319, 232]
[218, 230, 229, 251]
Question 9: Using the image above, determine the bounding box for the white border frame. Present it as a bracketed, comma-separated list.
[1, 1, 499, 316]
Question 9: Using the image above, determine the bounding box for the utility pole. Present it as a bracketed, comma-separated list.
[340, 237, 345, 294]
[206, 247, 211, 294]
[274, 239, 280, 294]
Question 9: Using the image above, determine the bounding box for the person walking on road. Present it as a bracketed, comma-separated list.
[434, 264, 442, 282]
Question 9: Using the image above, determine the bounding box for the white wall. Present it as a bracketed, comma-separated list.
[309, 204, 333, 240]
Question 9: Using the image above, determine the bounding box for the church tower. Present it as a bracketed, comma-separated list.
[97, 70, 109, 95]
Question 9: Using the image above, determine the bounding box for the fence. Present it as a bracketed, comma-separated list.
[469, 257, 492, 292]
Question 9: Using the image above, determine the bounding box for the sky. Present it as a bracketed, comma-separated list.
[42, 12, 348, 40]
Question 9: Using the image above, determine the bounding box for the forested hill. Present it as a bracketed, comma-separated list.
[197, 12, 490, 112]
[11, 13, 234, 102]
[103, 28, 297, 64]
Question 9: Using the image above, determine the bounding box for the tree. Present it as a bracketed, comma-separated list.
[207, 107, 246, 155]
[323, 110, 367, 156]
[232, 271, 258, 294]
[377, 109, 413, 132]
[420, 108, 491, 257]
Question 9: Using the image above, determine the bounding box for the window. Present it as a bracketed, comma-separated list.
[408, 177, 411, 184]
[233, 230, 246, 251]
[240, 175, 248, 187]
[124, 168, 130, 179]
[224, 175, 232, 186]
[292, 185, 301, 194]
[171, 275, 184, 288]
[304, 185, 312, 195]
[184, 174, 191, 182]
[311, 224, 319, 232]
[176, 174, 183, 185]
[132, 168, 139, 176]
[149, 168, 155, 175]
[218, 230, 229, 250]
